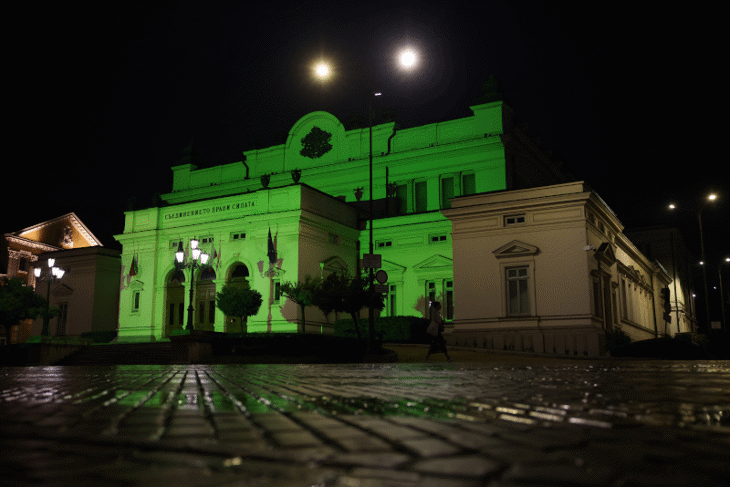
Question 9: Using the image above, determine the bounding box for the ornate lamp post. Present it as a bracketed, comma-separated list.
[33, 258, 65, 336]
[175, 239, 210, 331]
[669, 193, 717, 333]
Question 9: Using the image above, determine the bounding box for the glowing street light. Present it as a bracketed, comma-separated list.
[313, 61, 332, 81]
[668, 193, 718, 333]
[398, 48, 418, 69]
[34, 258, 66, 336]
[175, 238, 210, 331]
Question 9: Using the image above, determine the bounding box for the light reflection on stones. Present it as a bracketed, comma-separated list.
[1, 361, 729, 430]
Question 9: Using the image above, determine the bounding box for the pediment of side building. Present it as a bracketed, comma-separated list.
[321, 255, 349, 275]
[13, 212, 102, 249]
[492, 240, 540, 258]
[52, 284, 74, 297]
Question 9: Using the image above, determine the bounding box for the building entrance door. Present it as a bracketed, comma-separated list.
[165, 270, 185, 337]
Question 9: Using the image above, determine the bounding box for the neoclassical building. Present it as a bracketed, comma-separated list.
[625, 227, 698, 335]
[443, 182, 674, 356]
[2, 213, 119, 343]
[115, 101, 572, 342]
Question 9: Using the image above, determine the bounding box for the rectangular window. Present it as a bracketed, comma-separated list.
[169, 303, 175, 326]
[395, 183, 408, 214]
[440, 176, 454, 209]
[199, 301, 205, 324]
[201, 236, 214, 244]
[505, 214, 526, 226]
[178, 303, 184, 325]
[232, 232, 246, 240]
[429, 235, 447, 244]
[462, 173, 476, 196]
[273, 280, 281, 304]
[328, 233, 340, 245]
[209, 299, 216, 324]
[426, 281, 437, 315]
[506, 266, 530, 316]
[445, 280, 454, 321]
[376, 240, 392, 248]
[415, 181, 428, 213]
[132, 291, 141, 312]
[384, 284, 397, 317]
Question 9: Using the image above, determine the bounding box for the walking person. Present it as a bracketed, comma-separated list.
[425, 301, 452, 362]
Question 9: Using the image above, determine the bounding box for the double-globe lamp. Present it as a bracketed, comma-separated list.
[312, 46, 420, 350]
[34, 258, 66, 336]
[175, 239, 210, 331]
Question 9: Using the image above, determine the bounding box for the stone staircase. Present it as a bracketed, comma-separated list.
[56, 342, 172, 365]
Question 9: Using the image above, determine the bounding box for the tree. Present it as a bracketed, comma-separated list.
[215, 284, 262, 334]
[314, 272, 384, 341]
[280, 275, 319, 333]
[311, 273, 341, 324]
[0, 277, 50, 343]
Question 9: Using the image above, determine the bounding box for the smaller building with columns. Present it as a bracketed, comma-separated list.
[2, 213, 119, 343]
[443, 182, 673, 356]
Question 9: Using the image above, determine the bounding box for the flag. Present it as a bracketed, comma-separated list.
[215, 238, 221, 270]
[129, 254, 137, 277]
[267, 228, 277, 264]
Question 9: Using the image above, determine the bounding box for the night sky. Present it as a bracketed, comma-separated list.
[7, 3, 727, 283]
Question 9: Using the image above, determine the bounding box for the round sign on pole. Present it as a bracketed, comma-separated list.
[375, 269, 388, 284]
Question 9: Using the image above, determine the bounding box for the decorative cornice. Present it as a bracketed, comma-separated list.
[4, 235, 61, 253]
[11, 212, 102, 247]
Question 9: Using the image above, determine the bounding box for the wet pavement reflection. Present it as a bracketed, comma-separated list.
[2, 361, 730, 486]
[2, 361, 728, 430]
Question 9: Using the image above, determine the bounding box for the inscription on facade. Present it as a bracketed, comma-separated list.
[164, 200, 256, 221]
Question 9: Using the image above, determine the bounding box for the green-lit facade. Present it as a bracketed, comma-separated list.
[115, 101, 568, 341]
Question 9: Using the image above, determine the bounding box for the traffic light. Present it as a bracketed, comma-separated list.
[661, 287, 671, 322]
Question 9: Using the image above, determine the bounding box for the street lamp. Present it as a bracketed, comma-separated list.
[33, 258, 65, 336]
[668, 193, 717, 333]
[175, 239, 210, 331]
[717, 257, 730, 331]
[313, 47, 420, 350]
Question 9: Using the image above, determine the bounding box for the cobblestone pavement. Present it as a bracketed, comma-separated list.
[1, 361, 729, 486]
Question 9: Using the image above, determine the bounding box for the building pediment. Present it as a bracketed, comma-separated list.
[11, 213, 102, 249]
[414, 254, 453, 271]
[128, 279, 145, 290]
[52, 284, 74, 297]
[321, 256, 349, 275]
[594, 242, 616, 266]
[493, 240, 540, 258]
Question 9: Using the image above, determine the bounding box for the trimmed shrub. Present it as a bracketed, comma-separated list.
[335, 316, 430, 343]
[605, 328, 631, 354]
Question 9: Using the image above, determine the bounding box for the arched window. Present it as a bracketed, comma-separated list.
[231, 264, 249, 279]
[200, 268, 216, 281]
[170, 269, 185, 284]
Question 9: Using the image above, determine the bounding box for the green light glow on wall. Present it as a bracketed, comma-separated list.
[115, 103, 515, 341]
